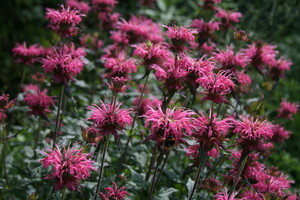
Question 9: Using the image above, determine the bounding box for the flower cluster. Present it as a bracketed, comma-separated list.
[143, 105, 195, 150]
[23, 86, 54, 117]
[41, 47, 85, 85]
[46, 5, 85, 37]
[277, 99, 298, 120]
[40, 145, 95, 191]
[12, 43, 45, 65]
[98, 182, 129, 200]
[87, 101, 132, 142]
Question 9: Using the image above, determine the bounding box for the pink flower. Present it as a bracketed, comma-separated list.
[24, 86, 54, 117]
[66, 0, 91, 14]
[215, 188, 240, 200]
[260, 44, 278, 67]
[270, 57, 292, 79]
[87, 101, 132, 141]
[12, 42, 45, 65]
[237, 71, 252, 93]
[133, 97, 162, 116]
[132, 42, 171, 66]
[151, 56, 187, 91]
[41, 47, 85, 85]
[277, 99, 298, 120]
[0, 94, 15, 111]
[107, 76, 129, 93]
[271, 124, 291, 143]
[143, 105, 195, 150]
[234, 116, 273, 141]
[213, 46, 249, 69]
[40, 145, 96, 191]
[244, 42, 278, 69]
[201, 0, 222, 10]
[163, 25, 197, 51]
[92, 0, 118, 13]
[98, 182, 129, 200]
[191, 19, 219, 41]
[241, 190, 264, 200]
[104, 51, 137, 78]
[186, 144, 200, 160]
[46, 5, 85, 37]
[233, 116, 273, 153]
[215, 9, 242, 30]
[196, 71, 235, 104]
[163, 25, 196, 42]
[254, 168, 294, 197]
[192, 112, 230, 153]
[113, 16, 163, 44]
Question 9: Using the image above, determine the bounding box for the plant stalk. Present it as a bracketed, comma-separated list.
[94, 136, 109, 200]
[188, 161, 204, 200]
[53, 84, 65, 148]
[228, 154, 248, 196]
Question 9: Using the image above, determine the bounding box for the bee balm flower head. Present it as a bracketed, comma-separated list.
[40, 145, 95, 191]
[46, 5, 85, 37]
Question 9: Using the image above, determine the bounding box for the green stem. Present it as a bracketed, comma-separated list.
[34, 117, 41, 158]
[228, 154, 248, 196]
[61, 187, 66, 200]
[188, 161, 203, 200]
[93, 141, 102, 161]
[1, 114, 13, 200]
[147, 151, 163, 200]
[154, 150, 170, 189]
[145, 144, 158, 181]
[53, 85, 65, 148]
[94, 136, 109, 200]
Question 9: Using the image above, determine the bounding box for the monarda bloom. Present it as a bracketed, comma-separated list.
[277, 99, 298, 120]
[46, 5, 85, 37]
[192, 112, 230, 154]
[151, 56, 188, 91]
[99, 182, 129, 200]
[143, 105, 195, 150]
[133, 97, 161, 116]
[66, 0, 91, 14]
[40, 145, 95, 191]
[191, 19, 219, 43]
[87, 101, 132, 142]
[215, 188, 239, 200]
[271, 124, 291, 143]
[269, 57, 292, 79]
[41, 48, 85, 85]
[113, 16, 163, 44]
[107, 76, 129, 93]
[0, 94, 15, 111]
[215, 9, 242, 30]
[104, 51, 137, 78]
[253, 167, 294, 198]
[244, 42, 278, 69]
[237, 71, 252, 93]
[163, 25, 197, 51]
[213, 46, 249, 69]
[24, 86, 54, 117]
[131, 42, 171, 67]
[201, 0, 222, 11]
[92, 0, 118, 13]
[196, 70, 235, 104]
[12, 42, 45, 65]
[233, 116, 273, 153]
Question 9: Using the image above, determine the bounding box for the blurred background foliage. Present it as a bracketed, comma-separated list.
[1, 0, 299, 187]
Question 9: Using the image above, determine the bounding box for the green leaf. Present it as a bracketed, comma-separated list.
[155, 187, 178, 200]
[186, 178, 194, 196]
